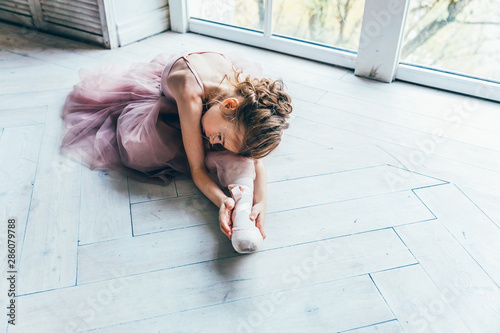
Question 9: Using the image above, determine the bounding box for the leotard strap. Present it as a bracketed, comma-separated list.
[182, 52, 236, 100]
[181, 55, 205, 99]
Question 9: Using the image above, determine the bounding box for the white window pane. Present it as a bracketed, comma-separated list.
[272, 0, 366, 52]
[401, 0, 500, 82]
[189, 0, 265, 31]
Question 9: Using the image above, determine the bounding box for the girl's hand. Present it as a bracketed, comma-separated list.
[219, 197, 235, 239]
[250, 202, 267, 239]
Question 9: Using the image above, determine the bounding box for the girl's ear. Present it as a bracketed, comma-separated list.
[222, 98, 239, 111]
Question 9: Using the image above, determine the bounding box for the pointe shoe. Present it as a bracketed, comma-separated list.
[229, 184, 263, 254]
[232, 228, 263, 253]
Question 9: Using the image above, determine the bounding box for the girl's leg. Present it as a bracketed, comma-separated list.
[204, 151, 263, 253]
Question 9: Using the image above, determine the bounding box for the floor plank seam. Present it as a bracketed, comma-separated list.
[128, 192, 182, 206]
[0, 106, 46, 113]
[15, 283, 76, 298]
[270, 145, 335, 158]
[410, 182, 451, 192]
[126, 177, 135, 237]
[413, 188, 500, 289]
[369, 272, 400, 320]
[131, 221, 212, 237]
[282, 132, 332, 149]
[326, 79, 500, 134]
[80, 291, 287, 333]
[0, 122, 45, 129]
[293, 111, 500, 166]
[294, 115, 385, 143]
[77, 234, 136, 247]
[338, 69, 351, 81]
[5, 47, 90, 73]
[311, 97, 454, 134]
[392, 227, 420, 265]
[295, 107, 500, 153]
[368, 266, 421, 328]
[128, 215, 437, 240]
[267, 188, 438, 216]
[75, 166, 84, 286]
[16, 105, 49, 270]
[339, 74, 429, 99]
[319, 95, 500, 139]
[374, 144, 409, 168]
[388, 141, 500, 174]
[0, 88, 72, 99]
[441, 228, 500, 289]
[74, 240, 80, 288]
[256, 226, 415, 253]
[267, 164, 386, 184]
[411, 187, 439, 221]
[369, 263, 421, 279]
[454, 183, 500, 229]
[82, 271, 410, 333]
[313, 90, 329, 103]
[76, 227, 421, 286]
[126, 163, 392, 207]
[387, 164, 451, 184]
[76, 223, 210, 246]
[338, 319, 401, 333]
[387, 217, 437, 228]
[378, 142, 500, 177]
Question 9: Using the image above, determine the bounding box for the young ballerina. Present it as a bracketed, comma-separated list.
[61, 51, 292, 253]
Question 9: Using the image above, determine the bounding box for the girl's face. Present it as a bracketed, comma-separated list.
[201, 98, 243, 154]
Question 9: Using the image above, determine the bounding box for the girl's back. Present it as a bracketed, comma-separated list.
[164, 52, 236, 103]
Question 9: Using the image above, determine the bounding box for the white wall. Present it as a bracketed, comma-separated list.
[111, 0, 170, 47]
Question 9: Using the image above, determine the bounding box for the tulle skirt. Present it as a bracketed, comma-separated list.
[60, 53, 190, 184]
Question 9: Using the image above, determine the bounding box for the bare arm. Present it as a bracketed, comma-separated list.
[167, 65, 229, 208]
[250, 158, 267, 238]
[253, 158, 267, 205]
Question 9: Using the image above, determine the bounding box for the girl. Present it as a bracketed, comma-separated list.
[61, 51, 292, 253]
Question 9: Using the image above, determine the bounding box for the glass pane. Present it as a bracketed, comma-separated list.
[401, 0, 500, 82]
[189, 0, 265, 31]
[272, 0, 366, 52]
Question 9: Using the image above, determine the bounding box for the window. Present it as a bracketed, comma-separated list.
[174, 0, 500, 101]
[189, 0, 265, 31]
[188, 0, 366, 53]
[186, 0, 360, 68]
[401, 0, 500, 83]
[272, 0, 365, 52]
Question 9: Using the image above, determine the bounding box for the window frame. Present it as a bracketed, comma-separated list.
[189, 19, 358, 69]
[170, 0, 500, 102]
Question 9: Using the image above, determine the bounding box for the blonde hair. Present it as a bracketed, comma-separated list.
[209, 72, 293, 159]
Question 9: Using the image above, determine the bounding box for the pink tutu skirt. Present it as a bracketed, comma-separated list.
[60, 53, 190, 184]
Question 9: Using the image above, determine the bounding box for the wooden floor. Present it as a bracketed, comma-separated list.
[1, 21, 500, 333]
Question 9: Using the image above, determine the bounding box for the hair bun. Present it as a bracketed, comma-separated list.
[230, 74, 293, 159]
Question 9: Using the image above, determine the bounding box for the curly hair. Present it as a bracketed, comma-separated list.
[212, 72, 293, 159]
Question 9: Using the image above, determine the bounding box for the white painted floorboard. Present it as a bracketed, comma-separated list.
[371, 264, 471, 333]
[90, 275, 395, 333]
[17, 229, 414, 332]
[396, 221, 500, 332]
[1, 21, 499, 333]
